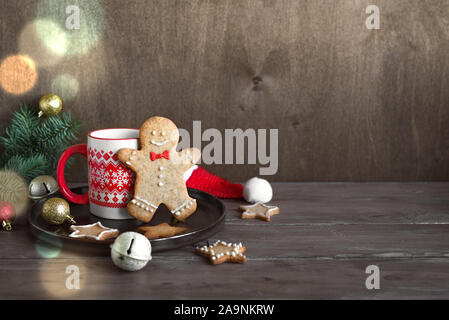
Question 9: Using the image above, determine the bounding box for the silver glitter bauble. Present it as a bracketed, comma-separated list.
[111, 232, 152, 271]
[28, 175, 59, 200]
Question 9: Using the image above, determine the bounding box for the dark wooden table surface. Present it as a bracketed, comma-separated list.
[1, 182, 449, 299]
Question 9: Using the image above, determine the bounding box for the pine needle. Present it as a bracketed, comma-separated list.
[4, 154, 49, 181]
[0, 104, 81, 181]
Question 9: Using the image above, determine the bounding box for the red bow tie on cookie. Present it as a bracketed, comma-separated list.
[150, 150, 170, 161]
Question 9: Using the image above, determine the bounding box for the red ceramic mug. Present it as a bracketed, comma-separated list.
[57, 128, 139, 220]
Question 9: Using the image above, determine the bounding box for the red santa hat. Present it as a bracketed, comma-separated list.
[185, 166, 273, 203]
[185, 165, 243, 198]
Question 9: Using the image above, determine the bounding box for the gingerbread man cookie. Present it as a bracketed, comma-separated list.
[118, 116, 201, 222]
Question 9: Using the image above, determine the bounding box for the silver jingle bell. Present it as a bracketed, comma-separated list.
[111, 232, 152, 271]
[28, 175, 59, 200]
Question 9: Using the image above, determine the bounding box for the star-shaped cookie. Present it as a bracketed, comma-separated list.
[195, 240, 246, 265]
[137, 222, 187, 240]
[69, 222, 119, 241]
[239, 202, 280, 222]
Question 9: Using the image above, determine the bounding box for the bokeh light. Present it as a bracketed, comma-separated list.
[0, 170, 30, 217]
[39, 257, 86, 298]
[36, 0, 104, 56]
[51, 74, 79, 101]
[35, 235, 63, 259]
[0, 55, 37, 95]
[19, 19, 68, 66]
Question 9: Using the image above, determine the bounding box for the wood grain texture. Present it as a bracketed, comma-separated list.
[2, 258, 449, 299]
[1, 182, 449, 299]
[1, 0, 449, 182]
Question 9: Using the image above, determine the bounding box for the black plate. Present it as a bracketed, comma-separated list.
[29, 187, 225, 253]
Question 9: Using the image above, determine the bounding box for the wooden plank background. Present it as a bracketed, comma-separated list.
[2, 182, 449, 299]
[1, 0, 448, 182]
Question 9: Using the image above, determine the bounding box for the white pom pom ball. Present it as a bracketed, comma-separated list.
[243, 177, 273, 203]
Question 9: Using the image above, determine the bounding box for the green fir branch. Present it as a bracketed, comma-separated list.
[36, 111, 81, 153]
[4, 154, 49, 181]
[0, 104, 81, 181]
[1, 105, 40, 156]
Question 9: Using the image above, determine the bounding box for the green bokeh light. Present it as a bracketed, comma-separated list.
[36, 0, 104, 55]
[51, 74, 80, 101]
[19, 19, 68, 66]
[34, 19, 68, 56]
[35, 235, 63, 259]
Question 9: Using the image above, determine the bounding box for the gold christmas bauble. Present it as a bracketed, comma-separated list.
[28, 175, 59, 200]
[41, 197, 75, 225]
[38, 94, 62, 117]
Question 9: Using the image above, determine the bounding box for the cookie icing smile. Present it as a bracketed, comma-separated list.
[150, 140, 168, 146]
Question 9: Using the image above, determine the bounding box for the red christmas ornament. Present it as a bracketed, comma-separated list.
[0, 201, 16, 231]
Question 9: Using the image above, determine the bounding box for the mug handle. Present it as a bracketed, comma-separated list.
[57, 144, 89, 204]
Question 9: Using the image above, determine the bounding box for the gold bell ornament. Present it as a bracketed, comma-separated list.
[41, 197, 76, 225]
[28, 175, 59, 200]
[38, 94, 63, 117]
